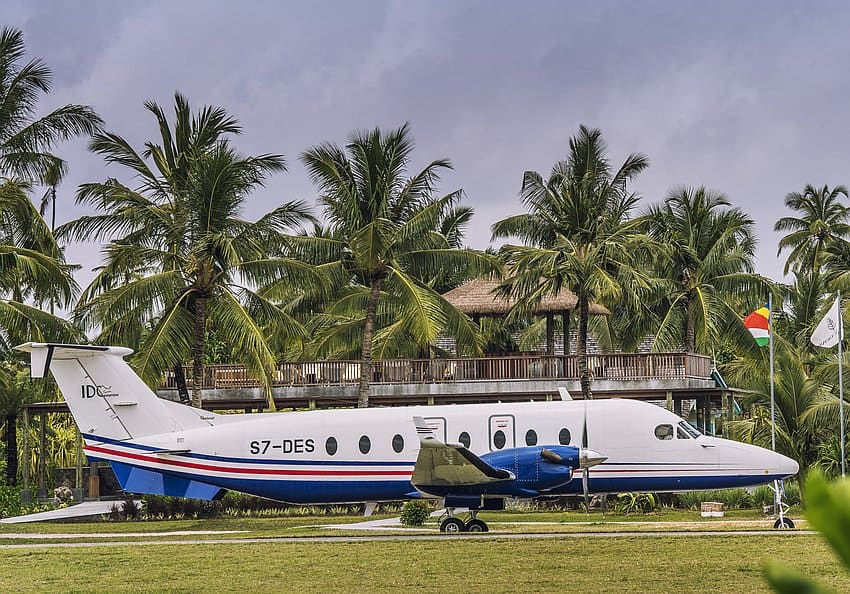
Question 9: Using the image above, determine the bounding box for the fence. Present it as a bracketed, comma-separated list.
[160, 352, 712, 390]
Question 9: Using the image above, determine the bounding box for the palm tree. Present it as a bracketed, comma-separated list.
[60, 95, 317, 409]
[775, 184, 850, 275]
[726, 341, 834, 487]
[38, 159, 66, 234]
[637, 187, 765, 353]
[299, 123, 496, 407]
[492, 125, 651, 399]
[0, 27, 101, 184]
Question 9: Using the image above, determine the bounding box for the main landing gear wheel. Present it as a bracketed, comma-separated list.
[440, 517, 466, 533]
[774, 517, 795, 530]
[465, 518, 488, 533]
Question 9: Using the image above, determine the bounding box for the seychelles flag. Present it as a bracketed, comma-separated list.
[744, 306, 770, 346]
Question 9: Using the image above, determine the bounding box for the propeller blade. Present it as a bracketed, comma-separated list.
[582, 468, 590, 509]
[582, 401, 588, 449]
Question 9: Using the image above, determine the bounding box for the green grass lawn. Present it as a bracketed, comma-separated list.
[0, 535, 844, 593]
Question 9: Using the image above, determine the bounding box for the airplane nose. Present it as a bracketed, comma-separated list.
[775, 452, 799, 478]
[580, 449, 607, 469]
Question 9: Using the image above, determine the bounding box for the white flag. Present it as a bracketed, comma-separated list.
[811, 296, 843, 348]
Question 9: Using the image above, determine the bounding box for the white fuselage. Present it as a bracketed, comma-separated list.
[83, 399, 799, 503]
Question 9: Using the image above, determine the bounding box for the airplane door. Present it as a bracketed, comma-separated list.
[423, 417, 447, 442]
[489, 415, 515, 451]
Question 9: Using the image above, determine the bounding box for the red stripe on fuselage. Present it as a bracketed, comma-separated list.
[83, 445, 413, 477]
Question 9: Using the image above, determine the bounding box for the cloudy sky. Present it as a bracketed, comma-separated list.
[5, 1, 850, 286]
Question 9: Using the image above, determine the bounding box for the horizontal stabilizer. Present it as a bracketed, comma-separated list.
[110, 461, 224, 500]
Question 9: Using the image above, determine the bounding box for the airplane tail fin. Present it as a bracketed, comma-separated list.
[16, 343, 212, 441]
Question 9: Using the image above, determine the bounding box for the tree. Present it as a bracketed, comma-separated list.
[0, 27, 101, 184]
[775, 184, 850, 275]
[0, 27, 97, 485]
[726, 341, 828, 487]
[637, 186, 765, 353]
[492, 125, 651, 399]
[299, 123, 496, 407]
[60, 95, 317, 408]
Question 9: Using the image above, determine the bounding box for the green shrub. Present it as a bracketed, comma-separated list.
[614, 492, 658, 514]
[0, 486, 22, 518]
[400, 499, 431, 526]
[750, 485, 774, 508]
[675, 488, 754, 510]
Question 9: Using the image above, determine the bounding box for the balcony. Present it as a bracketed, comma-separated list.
[163, 352, 711, 390]
[157, 352, 720, 410]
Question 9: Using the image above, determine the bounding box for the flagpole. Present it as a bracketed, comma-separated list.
[839, 290, 844, 477]
[769, 293, 776, 452]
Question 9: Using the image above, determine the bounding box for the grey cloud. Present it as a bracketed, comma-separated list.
[8, 0, 850, 286]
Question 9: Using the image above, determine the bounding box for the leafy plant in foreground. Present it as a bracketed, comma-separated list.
[766, 471, 850, 593]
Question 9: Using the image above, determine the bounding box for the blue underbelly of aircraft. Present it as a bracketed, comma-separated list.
[98, 457, 786, 503]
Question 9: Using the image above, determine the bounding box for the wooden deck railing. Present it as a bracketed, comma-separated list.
[160, 352, 713, 390]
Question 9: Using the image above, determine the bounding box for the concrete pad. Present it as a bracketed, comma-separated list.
[1, 500, 138, 524]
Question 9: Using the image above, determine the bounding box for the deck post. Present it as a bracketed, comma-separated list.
[665, 391, 673, 412]
[74, 427, 84, 503]
[37, 413, 46, 498]
[21, 407, 31, 503]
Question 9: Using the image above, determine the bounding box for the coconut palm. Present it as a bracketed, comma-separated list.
[492, 125, 651, 399]
[775, 184, 850, 275]
[727, 341, 836, 486]
[0, 27, 101, 184]
[635, 186, 765, 353]
[298, 123, 496, 407]
[60, 96, 317, 408]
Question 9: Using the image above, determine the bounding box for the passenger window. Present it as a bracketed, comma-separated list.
[493, 430, 506, 449]
[676, 426, 690, 439]
[325, 436, 338, 456]
[392, 434, 404, 453]
[359, 435, 371, 454]
[525, 429, 538, 446]
[655, 424, 674, 440]
[558, 428, 571, 445]
[458, 432, 471, 448]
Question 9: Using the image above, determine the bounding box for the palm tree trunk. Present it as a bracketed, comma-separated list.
[578, 294, 592, 400]
[684, 299, 696, 353]
[191, 297, 207, 408]
[545, 313, 555, 355]
[4, 412, 18, 486]
[358, 279, 382, 408]
[173, 362, 190, 403]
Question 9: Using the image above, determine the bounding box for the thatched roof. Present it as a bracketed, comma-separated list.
[442, 275, 610, 316]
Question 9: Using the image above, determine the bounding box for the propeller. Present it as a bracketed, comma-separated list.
[579, 397, 607, 510]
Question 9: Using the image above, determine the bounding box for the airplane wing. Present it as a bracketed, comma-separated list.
[411, 416, 513, 490]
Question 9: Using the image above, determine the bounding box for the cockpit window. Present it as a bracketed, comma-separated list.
[678, 421, 701, 438]
[676, 425, 690, 439]
[654, 424, 674, 440]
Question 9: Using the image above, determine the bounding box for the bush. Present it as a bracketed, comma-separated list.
[614, 492, 658, 514]
[676, 488, 754, 510]
[750, 484, 774, 508]
[0, 486, 22, 518]
[400, 499, 430, 526]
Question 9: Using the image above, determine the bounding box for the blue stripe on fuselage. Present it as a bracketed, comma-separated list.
[103, 458, 789, 503]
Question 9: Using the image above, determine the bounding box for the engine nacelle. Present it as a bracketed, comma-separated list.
[480, 445, 579, 495]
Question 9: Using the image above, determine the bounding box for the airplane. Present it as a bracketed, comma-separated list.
[17, 342, 799, 533]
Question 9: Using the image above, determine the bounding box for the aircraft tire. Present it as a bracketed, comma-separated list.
[440, 517, 467, 533]
[773, 518, 795, 530]
[465, 519, 488, 533]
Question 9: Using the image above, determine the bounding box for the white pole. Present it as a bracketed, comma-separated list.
[839, 290, 845, 477]
[769, 293, 776, 452]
